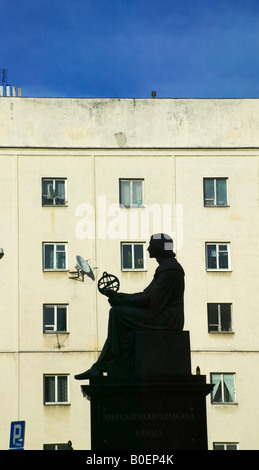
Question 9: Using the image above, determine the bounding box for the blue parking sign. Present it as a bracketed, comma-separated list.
[9, 421, 25, 450]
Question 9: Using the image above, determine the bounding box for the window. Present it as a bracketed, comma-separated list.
[213, 442, 239, 450]
[42, 178, 67, 206]
[43, 305, 68, 333]
[206, 243, 231, 270]
[211, 373, 236, 404]
[43, 442, 73, 450]
[44, 374, 69, 404]
[121, 243, 145, 270]
[119, 179, 144, 207]
[207, 304, 232, 332]
[203, 178, 228, 206]
[43, 243, 68, 270]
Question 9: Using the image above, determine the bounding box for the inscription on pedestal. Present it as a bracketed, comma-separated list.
[82, 376, 213, 450]
[103, 409, 196, 445]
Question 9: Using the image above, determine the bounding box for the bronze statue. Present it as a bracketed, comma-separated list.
[74, 233, 185, 379]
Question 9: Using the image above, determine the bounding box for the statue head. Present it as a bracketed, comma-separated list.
[147, 233, 175, 259]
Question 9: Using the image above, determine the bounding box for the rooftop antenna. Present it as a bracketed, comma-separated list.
[2, 69, 7, 86]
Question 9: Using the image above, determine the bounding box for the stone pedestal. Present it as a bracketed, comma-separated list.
[81, 331, 213, 450]
[81, 374, 213, 450]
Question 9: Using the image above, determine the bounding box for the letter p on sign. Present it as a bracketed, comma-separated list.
[9, 421, 25, 450]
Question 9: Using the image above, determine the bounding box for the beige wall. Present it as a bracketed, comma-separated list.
[176, 154, 259, 352]
[0, 98, 259, 449]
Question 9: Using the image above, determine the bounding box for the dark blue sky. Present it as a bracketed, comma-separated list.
[1, 0, 259, 98]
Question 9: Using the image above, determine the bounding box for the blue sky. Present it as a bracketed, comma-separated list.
[1, 0, 259, 98]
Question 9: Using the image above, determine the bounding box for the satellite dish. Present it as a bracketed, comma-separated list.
[69, 256, 96, 282]
[75, 255, 95, 281]
[76, 255, 90, 273]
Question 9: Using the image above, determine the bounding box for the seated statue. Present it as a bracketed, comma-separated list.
[74, 233, 185, 379]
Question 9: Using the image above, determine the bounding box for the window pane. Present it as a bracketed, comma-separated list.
[211, 374, 222, 402]
[204, 179, 215, 205]
[56, 253, 66, 269]
[223, 375, 235, 402]
[216, 179, 227, 206]
[122, 244, 132, 269]
[208, 304, 219, 331]
[120, 181, 131, 206]
[56, 245, 66, 269]
[44, 245, 54, 269]
[55, 180, 66, 206]
[213, 443, 225, 450]
[42, 180, 54, 206]
[58, 444, 70, 450]
[134, 244, 144, 269]
[132, 181, 143, 205]
[58, 376, 68, 402]
[57, 306, 67, 331]
[220, 304, 231, 332]
[226, 444, 238, 450]
[56, 244, 65, 251]
[219, 244, 228, 251]
[207, 245, 217, 269]
[43, 306, 55, 332]
[219, 245, 229, 269]
[45, 376, 55, 402]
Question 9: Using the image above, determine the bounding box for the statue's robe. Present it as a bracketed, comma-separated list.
[97, 256, 185, 369]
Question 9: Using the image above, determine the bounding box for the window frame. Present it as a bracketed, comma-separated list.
[203, 177, 229, 207]
[43, 304, 69, 333]
[42, 177, 68, 207]
[43, 374, 70, 405]
[206, 242, 231, 271]
[210, 373, 236, 404]
[213, 442, 239, 450]
[43, 443, 73, 450]
[43, 242, 68, 271]
[207, 303, 233, 333]
[119, 178, 144, 208]
[121, 242, 146, 271]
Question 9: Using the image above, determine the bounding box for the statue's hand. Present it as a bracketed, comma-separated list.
[107, 291, 117, 306]
[108, 292, 126, 306]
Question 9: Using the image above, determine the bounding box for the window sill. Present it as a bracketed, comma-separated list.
[206, 269, 232, 273]
[204, 205, 230, 208]
[43, 269, 69, 272]
[211, 402, 238, 406]
[44, 402, 71, 406]
[42, 204, 68, 208]
[121, 269, 147, 272]
[44, 331, 70, 335]
[209, 331, 234, 335]
[119, 204, 145, 209]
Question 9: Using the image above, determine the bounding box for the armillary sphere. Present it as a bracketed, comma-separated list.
[98, 271, 120, 296]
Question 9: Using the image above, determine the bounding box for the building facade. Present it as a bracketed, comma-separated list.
[0, 97, 259, 450]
